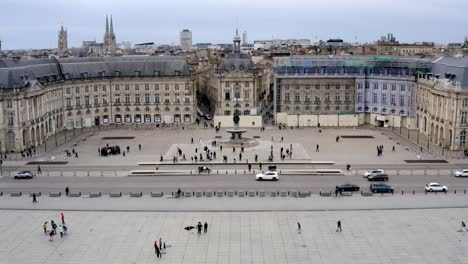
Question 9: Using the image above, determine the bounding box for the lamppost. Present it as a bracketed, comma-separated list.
[297, 113, 299, 128]
[407, 124, 410, 139]
[392, 117, 394, 131]
[44, 136, 47, 153]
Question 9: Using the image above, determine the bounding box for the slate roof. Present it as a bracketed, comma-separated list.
[218, 53, 253, 72]
[431, 57, 468, 87]
[0, 56, 192, 90]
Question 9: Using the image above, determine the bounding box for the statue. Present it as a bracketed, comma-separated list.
[233, 110, 240, 128]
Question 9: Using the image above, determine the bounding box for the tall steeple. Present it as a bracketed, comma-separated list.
[58, 24, 68, 56]
[110, 15, 114, 35]
[233, 27, 241, 53]
[105, 15, 109, 38]
[104, 14, 116, 55]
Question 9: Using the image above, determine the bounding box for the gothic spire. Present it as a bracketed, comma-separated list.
[105, 15, 109, 35]
[110, 15, 114, 35]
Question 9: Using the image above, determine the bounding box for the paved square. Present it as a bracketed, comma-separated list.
[1, 208, 467, 264]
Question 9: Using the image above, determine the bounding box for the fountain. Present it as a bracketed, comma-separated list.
[218, 111, 258, 147]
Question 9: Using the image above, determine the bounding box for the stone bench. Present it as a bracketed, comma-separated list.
[248, 190, 256, 197]
[184, 192, 192, 197]
[69, 192, 81, 197]
[290, 190, 299, 197]
[205, 191, 214, 197]
[151, 192, 164, 197]
[29, 192, 41, 197]
[89, 192, 101, 198]
[110, 192, 122, 197]
[238, 190, 246, 197]
[227, 190, 235, 197]
[216, 191, 224, 197]
[10, 192, 22, 197]
[49, 192, 61, 197]
[299, 191, 311, 197]
[279, 190, 288, 197]
[361, 192, 374, 196]
[340, 191, 353, 196]
[258, 190, 266, 197]
[320, 191, 332, 197]
[270, 191, 277, 197]
[130, 192, 143, 197]
[195, 191, 203, 197]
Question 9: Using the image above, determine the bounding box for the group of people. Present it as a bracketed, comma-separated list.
[20, 147, 36, 158]
[99, 145, 121, 156]
[43, 213, 68, 241]
[153, 238, 166, 258]
[65, 148, 79, 158]
[376, 145, 385, 156]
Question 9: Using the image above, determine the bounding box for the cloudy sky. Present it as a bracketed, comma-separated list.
[1, 0, 467, 50]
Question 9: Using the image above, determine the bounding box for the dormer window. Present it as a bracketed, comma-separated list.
[64, 73, 70, 80]
[153, 70, 161, 77]
[174, 70, 181, 76]
[231, 65, 235, 71]
[115, 71, 121, 77]
[99, 71, 106, 78]
[239, 65, 244, 71]
[135, 70, 140, 77]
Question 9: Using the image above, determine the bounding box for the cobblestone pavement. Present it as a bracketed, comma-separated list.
[1, 207, 468, 264]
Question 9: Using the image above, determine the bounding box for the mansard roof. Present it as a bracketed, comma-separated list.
[0, 56, 192, 90]
[218, 53, 254, 72]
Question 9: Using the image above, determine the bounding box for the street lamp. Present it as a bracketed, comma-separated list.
[297, 113, 299, 128]
[44, 136, 47, 152]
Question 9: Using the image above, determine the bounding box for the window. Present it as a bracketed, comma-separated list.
[145, 84, 150, 90]
[365, 82, 369, 89]
[175, 93, 180, 103]
[225, 81, 230, 88]
[357, 93, 363, 103]
[345, 92, 350, 102]
[463, 99, 468, 107]
[335, 93, 341, 102]
[391, 84, 396, 91]
[234, 89, 240, 99]
[103, 85, 107, 92]
[155, 84, 160, 91]
[325, 92, 330, 102]
[6, 99, 13, 108]
[336, 84, 340, 90]
[391, 94, 396, 106]
[462, 112, 468, 124]
[305, 92, 311, 102]
[185, 96, 190, 103]
[85, 96, 90, 106]
[225, 92, 230, 101]
[295, 84, 300, 90]
[315, 93, 321, 102]
[115, 95, 121, 103]
[175, 84, 179, 90]
[165, 84, 169, 91]
[315, 84, 320, 90]
[373, 93, 378, 104]
[295, 93, 300, 102]
[155, 94, 160, 103]
[345, 84, 350, 90]
[325, 84, 330, 90]
[135, 94, 140, 104]
[185, 83, 189, 90]
[66, 97, 71, 107]
[382, 94, 387, 105]
[76, 87, 80, 93]
[125, 84, 130, 90]
[383, 84, 387, 90]
[244, 90, 250, 99]
[125, 94, 130, 104]
[285, 92, 290, 102]
[400, 95, 405, 107]
[461, 130, 467, 147]
[145, 94, 150, 104]
[400, 85, 406, 92]
[66, 88, 71, 94]
[115, 84, 120, 91]
[285, 84, 290, 90]
[76, 97, 81, 106]
[245, 82, 250, 88]
[164, 93, 170, 103]
[7, 112, 14, 127]
[305, 84, 311, 90]
[102, 96, 107, 105]
[357, 83, 363, 89]
[135, 84, 139, 91]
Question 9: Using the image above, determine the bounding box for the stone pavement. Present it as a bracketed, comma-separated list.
[1, 207, 468, 264]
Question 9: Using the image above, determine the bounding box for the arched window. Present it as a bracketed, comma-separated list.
[460, 130, 466, 148]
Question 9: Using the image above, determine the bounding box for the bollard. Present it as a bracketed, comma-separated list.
[244, 170, 246, 174]
[87, 171, 90, 177]
[401, 190, 404, 195]
[413, 190, 415, 195]
[455, 190, 457, 194]
[226, 170, 228, 174]
[217, 170, 218, 174]
[235, 170, 237, 174]
[190, 170, 192, 175]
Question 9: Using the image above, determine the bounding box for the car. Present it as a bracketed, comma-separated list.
[364, 169, 385, 178]
[14, 171, 34, 179]
[335, 184, 360, 192]
[205, 114, 212, 120]
[454, 169, 468, 177]
[425, 182, 447, 192]
[198, 166, 212, 174]
[367, 173, 389, 181]
[370, 183, 394, 193]
[256, 171, 278, 181]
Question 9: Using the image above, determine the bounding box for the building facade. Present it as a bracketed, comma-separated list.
[416, 57, 468, 151]
[0, 56, 196, 152]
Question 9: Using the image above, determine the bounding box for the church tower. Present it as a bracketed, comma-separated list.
[233, 28, 241, 53]
[58, 24, 68, 56]
[104, 15, 116, 55]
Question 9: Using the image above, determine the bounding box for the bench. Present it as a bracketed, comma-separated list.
[29, 192, 41, 197]
[49, 192, 61, 197]
[279, 190, 288, 197]
[258, 190, 266, 197]
[227, 190, 235, 197]
[290, 190, 299, 197]
[361, 192, 374, 196]
[10, 192, 22, 197]
[89, 192, 101, 198]
[320, 191, 332, 197]
[151, 192, 164, 197]
[340, 191, 353, 196]
[129, 170, 156, 176]
[238, 190, 246, 197]
[205, 191, 214, 197]
[299, 191, 311, 197]
[130, 192, 142, 197]
[184, 192, 192, 197]
[69, 192, 81, 197]
[216, 191, 224, 197]
[110, 192, 122, 197]
[195, 191, 203, 197]
[248, 190, 256, 197]
[270, 191, 278, 197]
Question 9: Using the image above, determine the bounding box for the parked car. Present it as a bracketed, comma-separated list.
[364, 169, 385, 178]
[205, 114, 212, 120]
[454, 169, 468, 177]
[367, 173, 389, 181]
[425, 182, 447, 192]
[256, 171, 278, 181]
[14, 171, 34, 179]
[370, 183, 394, 193]
[335, 184, 360, 192]
[198, 166, 212, 174]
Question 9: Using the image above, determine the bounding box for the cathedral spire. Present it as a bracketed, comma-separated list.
[105, 15, 109, 36]
[110, 15, 114, 35]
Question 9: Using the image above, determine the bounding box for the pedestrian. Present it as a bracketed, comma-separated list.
[75, 152, 78, 158]
[316, 144, 319, 152]
[32, 193, 37, 203]
[65, 186, 69, 196]
[239, 153, 242, 161]
[62, 225, 68, 235]
[197, 222, 202, 235]
[255, 154, 258, 162]
[281, 136, 284, 142]
[220, 145, 223, 152]
[297, 222, 301, 232]
[259, 162, 262, 170]
[336, 220, 342, 232]
[61, 213, 65, 225]
[392, 146, 395, 152]
[139, 144, 142, 151]
[204, 222, 208, 233]
[248, 164, 252, 172]
[346, 163, 351, 171]
[37, 165, 42, 174]
[43, 222, 48, 234]
[59, 225, 64, 238]
[154, 240, 160, 257]
[459, 221, 467, 232]
[49, 230, 54, 241]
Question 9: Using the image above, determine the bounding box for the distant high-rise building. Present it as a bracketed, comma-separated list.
[242, 31, 248, 45]
[103, 15, 117, 54]
[180, 29, 192, 51]
[58, 25, 68, 56]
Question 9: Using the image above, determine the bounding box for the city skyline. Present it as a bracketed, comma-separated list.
[1, 0, 467, 50]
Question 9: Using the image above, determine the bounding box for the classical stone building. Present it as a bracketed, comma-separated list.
[416, 57, 468, 151]
[0, 56, 196, 152]
[274, 56, 431, 127]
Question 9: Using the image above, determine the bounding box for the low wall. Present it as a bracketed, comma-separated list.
[275, 113, 359, 127]
[214, 115, 263, 128]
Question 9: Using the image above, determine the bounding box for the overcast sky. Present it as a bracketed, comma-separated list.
[1, 0, 467, 50]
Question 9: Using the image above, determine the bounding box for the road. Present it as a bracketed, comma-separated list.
[1, 173, 468, 194]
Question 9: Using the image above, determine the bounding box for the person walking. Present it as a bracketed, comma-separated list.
[336, 220, 342, 232]
[346, 163, 351, 171]
[32, 193, 37, 203]
[43, 222, 48, 234]
[139, 144, 142, 151]
[459, 221, 467, 231]
[392, 146, 395, 152]
[316, 144, 320, 152]
[204, 222, 208, 233]
[65, 186, 69, 196]
[61, 213, 65, 225]
[37, 165, 42, 174]
[297, 222, 301, 232]
[154, 240, 161, 257]
[49, 230, 54, 241]
[197, 222, 202, 235]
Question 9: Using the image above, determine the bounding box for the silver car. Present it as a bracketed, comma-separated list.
[14, 171, 34, 179]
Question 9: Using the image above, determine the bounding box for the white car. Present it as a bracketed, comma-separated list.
[454, 169, 468, 177]
[14, 171, 34, 179]
[256, 171, 278, 181]
[364, 169, 385, 178]
[425, 183, 447, 192]
[205, 114, 212, 120]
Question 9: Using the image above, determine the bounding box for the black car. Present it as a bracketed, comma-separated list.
[198, 166, 211, 173]
[335, 184, 360, 192]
